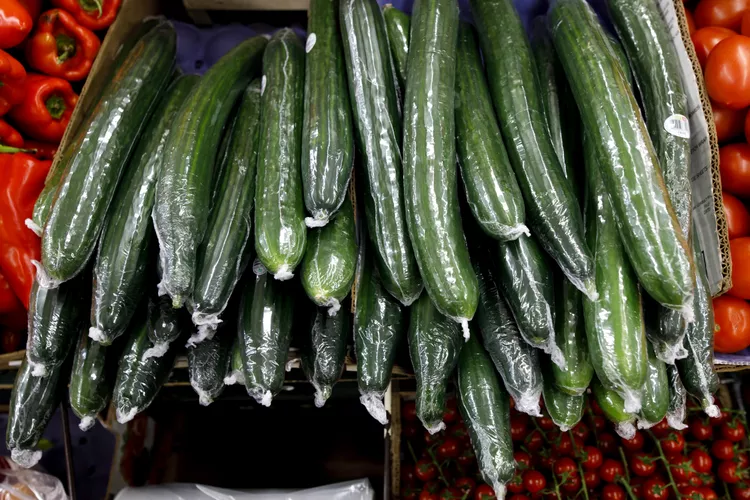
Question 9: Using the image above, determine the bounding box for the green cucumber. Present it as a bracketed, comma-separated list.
[154, 36, 267, 306]
[224, 337, 245, 386]
[457, 334, 514, 497]
[238, 271, 295, 406]
[254, 29, 307, 280]
[301, 304, 351, 407]
[666, 363, 688, 430]
[112, 308, 178, 424]
[340, 0, 423, 305]
[300, 195, 357, 314]
[26, 273, 88, 377]
[191, 80, 262, 338]
[383, 4, 410, 92]
[40, 23, 176, 287]
[28, 159, 66, 236]
[145, 295, 187, 359]
[188, 328, 233, 406]
[591, 377, 637, 440]
[403, 0, 476, 334]
[302, 0, 355, 226]
[469, 0, 595, 300]
[455, 22, 527, 241]
[6, 360, 64, 468]
[638, 343, 669, 428]
[91, 75, 198, 345]
[553, 275, 593, 396]
[70, 329, 114, 431]
[474, 258, 542, 417]
[542, 362, 584, 431]
[354, 243, 406, 424]
[606, 33, 633, 87]
[549, 0, 694, 314]
[408, 293, 463, 433]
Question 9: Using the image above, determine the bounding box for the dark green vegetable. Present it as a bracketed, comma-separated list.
[224, 337, 245, 386]
[145, 295, 186, 358]
[301, 304, 351, 407]
[666, 363, 688, 430]
[188, 329, 233, 406]
[592, 377, 636, 440]
[70, 330, 113, 431]
[542, 363, 584, 431]
[638, 343, 669, 428]
[383, 3, 410, 92]
[553, 274, 593, 396]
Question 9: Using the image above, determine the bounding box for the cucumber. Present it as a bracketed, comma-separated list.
[144, 295, 186, 359]
[549, 0, 694, 314]
[457, 334, 515, 497]
[26, 273, 88, 377]
[238, 271, 296, 407]
[591, 377, 636, 440]
[553, 274, 593, 396]
[677, 237, 720, 418]
[469, 0, 595, 300]
[354, 243, 406, 424]
[606, 33, 633, 87]
[40, 23, 176, 287]
[637, 343, 669, 429]
[302, 0, 355, 227]
[383, 4, 410, 92]
[70, 330, 114, 431]
[455, 22, 527, 241]
[112, 308, 178, 424]
[91, 75, 198, 345]
[6, 360, 63, 468]
[666, 363, 688, 430]
[403, 0, 476, 335]
[340, 0, 423, 306]
[474, 258, 542, 417]
[191, 80, 262, 338]
[154, 36, 267, 306]
[542, 362, 584, 432]
[582, 133, 647, 414]
[408, 293, 463, 433]
[224, 337, 245, 386]
[300, 195, 357, 314]
[188, 328, 232, 406]
[27, 158, 66, 236]
[301, 304, 350, 407]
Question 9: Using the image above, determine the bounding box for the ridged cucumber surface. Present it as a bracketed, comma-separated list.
[542, 363, 584, 432]
[70, 330, 114, 432]
[188, 328, 232, 406]
[41, 23, 176, 287]
[302, 0, 354, 226]
[154, 36, 267, 306]
[340, 0, 422, 305]
[638, 343, 669, 429]
[301, 304, 350, 407]
[383, 4, 410, 91]
[592, 377, 636, 440]
[666, 363, 688, 430]
[408, 293, 463, 434]
[455, 22, 527, 241]
[91, 75, 198, 345]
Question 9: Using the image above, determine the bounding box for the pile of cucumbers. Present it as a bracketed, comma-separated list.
[7, 0, 719, 492]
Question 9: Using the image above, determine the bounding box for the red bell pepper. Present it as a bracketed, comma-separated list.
[0, 119, 23, 147]
[0, 271, 24, 332]
[8, 73, 78, 142]
[0, 0, 32, 48]
[51, 0, 120, 31]
[18, 0, 41, 22]
[0, 49, 25, 116]
[0, 152, 51, 308]
[24, 139, 57, 159]
[26, 9, 100, 81]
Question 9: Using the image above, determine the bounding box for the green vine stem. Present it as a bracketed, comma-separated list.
[648, 430, 682, 499]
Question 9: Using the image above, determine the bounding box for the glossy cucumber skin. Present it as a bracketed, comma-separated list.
[549, 0, 693, 311]
[301, 196, 357, 308]
[192, 80, 261, 325]
[592, 377, 635, 426]
[154, 36, 267, 306]
[553, 276, 593, 396]
[92, 75, 198, 345]
[147, 295, 186, 350]
[301, 305, 350, 407]
[542, 364, 584, 431]
[457, 334, 515, 496]
[42, 24, 176, 285]
[383, 4, 410, 91]
[340, 0, 422, 305]
[302, 0, 355, 224]
[403, 0, 477, 322]
[470, 0, 594, 299]
[639, 343, 669, 427]
[70, 330, 112, 430]
[408, 293, 463, 432]
[455, 22, 526, 241]
[31, 159, 65, 234]
[666, 363, 687, 429]
[188, 329, 232, 406]
[474, 259, 542, 417]
[254, 29, 307, 279]
[237, 272, 296, 406]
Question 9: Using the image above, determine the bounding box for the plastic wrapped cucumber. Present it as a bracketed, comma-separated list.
[224, 337, 245, 386]
[666, 363, 688, 430]
[474, 258, 542, 416]
[592, 377, 636, 440]
[382, 4, 410, 92]
[188, 328, 233, 406]
[637, 343, 669, 429]
[553, 274, 593, 396]
[408, 293, 463, 434]
[301, 304, 350, 407]
[144, 295, 187, 359]
[542, 362, 584, 432]
[70, 330, 114, 431]
[457, 334, 515, 498]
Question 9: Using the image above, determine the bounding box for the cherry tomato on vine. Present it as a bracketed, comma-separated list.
[510, 414, 528, 442]
[721, 419, 747, 442]
[438, 488, 462, 500]
[690, 417, 714, 440]
[522, 470, 546, 494]
[572, 422, 590, 441]
[602, 483, 626, 500]
[514, 451, 532, 470]
[437, 438, 460, 460]
[442, 405, 458, 424]
[560, 474, 582, 495]
[420, 490, 439, 500]
[580, 445, 603, 471]
[507, 474, 524, 495]
[733, 485, 750, 500]
[686, 8, 697, 34]
[651, 418, 672, 438]
[415, 459, 438, 482]
[591, 415, 606, 432]
[424, 430, 443, 446]
[583, 469, 600, 491]
[537, 415, 556, 431]
[454, 477, 475, 496]
[679, 485, 705, 499]
[590, 398, 603, 415]
[718, 460, 744, 483]
[621, 431, 645, 451]
[701, 488, 719, 500]
[661, 431, 686, 455]
[523, 430, 543, 452]
[644, 477, 669, 500]
[600, 459, 625, 483]
[690, 449, 713, 474]
[630, 453, 658, 477]
[457, 447, 474, 468]
[553, 433, 576, 456]
[712, 439, 735, 460]
[474, 484, 495, 500]
[506, 496, 529, 500]
[631, 476, 645, 498]
[737, 452, 750, 469]
[671, 455, 696, 482]
[598, 432, 618, 455]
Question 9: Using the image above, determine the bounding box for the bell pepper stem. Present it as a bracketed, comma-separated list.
[46, 95, 66, 120]
[56, 34, 77, 63]
[79, 0, 104, 17]
[0, 145, 36, 154]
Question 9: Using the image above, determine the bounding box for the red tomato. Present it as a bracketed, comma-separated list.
[553, 457, 577, 476]
[733, 486, 750, 500]
[438, 488, 462, 500]
[600, 458, 625, 483]
[690, 417, 714, 440]
[583, 469, 600, 490]
[744, 10, 750, 35]
[580, 446, 603, 471]
[553, 433, 575, 456]
[424, 430, 443, 446]
[690, 449, 714, 474]
[560, 474, 582, 495]
[679, 486, 705, 498]
[712, 100, 747, 142]
[514, 451, 532, 470]
[507, 474, 524, 495]
[621, 431, 645, 451]
[651, 418, 672, 438]
[457, 447, 474, 467]
[670, 455, 696, 482]
[737, 452, 750, 468]
[510, 414, 528, 442]
[415, 459, 438, 482]
[644, 477, 669, 500]
[686, 8, 697, 34]
[718, 460, 742, 483]
[420, 491, 439, 500]
[694, 0, 750, 30]
[745, 107, 750, 143]
[474, 484, 495, 500]
[706, 36, 750, 109]
[729, 237, 750, 299]
[537, 415, 556, 431]
[661, 431, 686, 455]
[404, 401, 417, 421]
[590, 398, 604, 415]
[443, 404, 458, 424]
[523, 430, 543, 452]
[572, 422, 590, 441]
[630, 453, 658, 477]
[723, 192, 750, 238]
[713, 407, 732, 424]
[602, 483, 626, 500]
[721, 418, 747, 441]
[713, 294, 750, 351]
[507, 496, 529, 500]
[712, 439, 736, 459]
[701, 487, 719, 500]
[523, 470, 546, 494]
[437, 438, 460, 460]
[692, 26, 737, 66]
[721, 143, 750, 197]
[591, 415, 606, 432]
[598, 432, 618, 455]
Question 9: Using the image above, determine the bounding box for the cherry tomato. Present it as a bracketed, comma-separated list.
[420, 491, 439, 500]
[721, 418, 747, 441]
[712, 439, 736, 460]
[537, 415, 556, 431]
[523, 430, 543, 452]
[513, 451, 531, 470]
[733, 485, 750, 500]
[686, 8, 697, 34]
[729, 237, 750, 299]
[590, 398, 604, 415]
[510, 414, 528, 442]
[694, 0, 750, 31]
[713, 407, 732, 424]
[713, 294, 750, 352]
[706, 36, 750, 109]
[507, 496, 529, 500]
[651, 418, 672, 438]
[416, 459, 438, 482]
[679, 485, 704, 498]
[474, 484, 495, 500]
[689, 475, 704, 487]
[692, 27, 736, 67]
[572, 422, 590, 441]
[661, 431, 686, 455]
[737, 452, 749, 468]
[690, 417, 714, 440]
[621, 431, 645, 451]
[404, 401, 417, 421]
[424, 430, 443, 446]
[457, 447, 474, 468]
[536, 449, 557, 471]
[690, 449, 714, 474]
[523, 470, 546, 494]
[631, 476, 645, 498]
[701, 487, 719, 500]
[580, 445, 603, 471]
[507, 473, 525, 495]
[403, 465, 416, 484]
[721, 143, 750, 197]
[598, 432, 618, 455]
[583, 469, 600, 491]
[437, 438, 460, 460]
[713, 100, 747, 142]
[560, 474, 582, 495]
[724, 192, 750, 238]
[602, 483, 626, 500]
[449, 424, 470, 445]
[719, 460, 743, 483]
[670, 455, 696, 482]
[591, 415, 606, 432]
[644, 477, 669, 500]
[600, 458, 625, 483]
[630, 452, 658, 477]
[443, 405, 458, 424]
[403, 488, 418, 500]
[553, 433, 575, 456]
[439, 488, 463, 500]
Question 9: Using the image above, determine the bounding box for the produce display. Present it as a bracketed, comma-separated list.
[0, 0, 725, 492]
